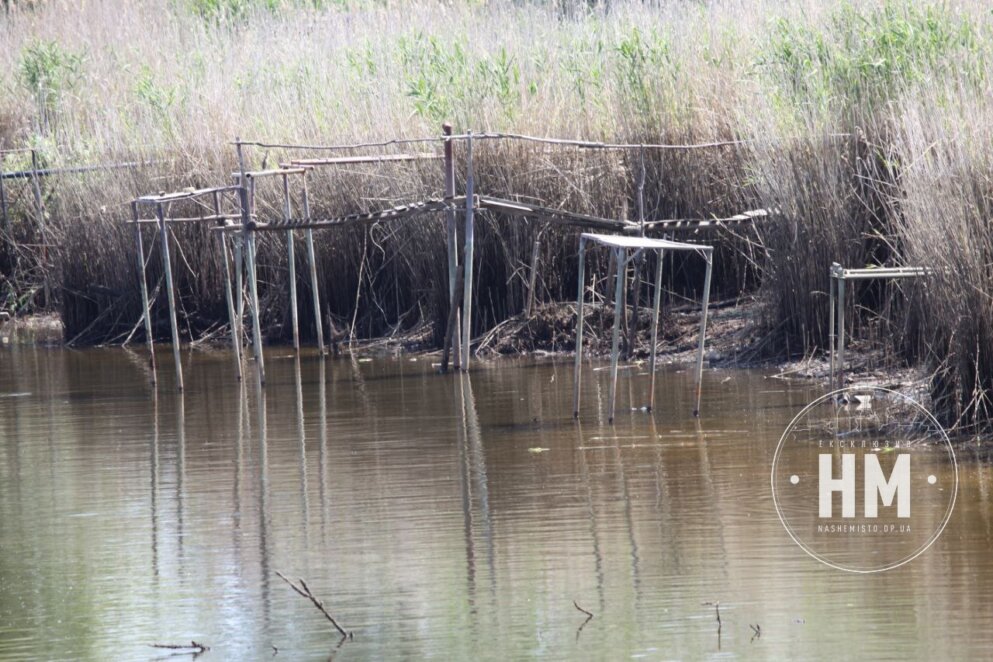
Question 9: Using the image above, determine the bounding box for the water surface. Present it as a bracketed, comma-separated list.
[1, 346, 991, 660]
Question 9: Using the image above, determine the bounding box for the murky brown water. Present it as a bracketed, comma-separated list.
[1, 345, 992, 660]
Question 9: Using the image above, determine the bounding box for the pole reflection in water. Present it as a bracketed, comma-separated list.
[575, 421, 607, 614]
[150, 390, 160, 582]
[294, 357, 311, 557]
[456, 373, 495, 611]
[608, 413, 642, 602]
[176, 391, 186, 572]
[318, 360, 330, 544]
[254, 371, 272, 632]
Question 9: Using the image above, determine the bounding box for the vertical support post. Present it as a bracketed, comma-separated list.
[283, 173, 299, 351]
[526, 227, 541, 317]
[132, 200, 156, 383]
[247, 198, 266, 385]
[440, 263, 464, 374]
[693, 249, 713, 418]
[637, 146, 646, 234]
[236, 139, 265, 385]
[30, 149, 49, 307]
[443, 123, 461, 369]
[837, 275, 846, 391]
[573, 236, 587, 418]
[648, 249, 665, 412]
[625, 146, 647, 359]
[604, 250, 617, 325]
[302, 174, 325, 356]
[829, 270, 836, 389]
[156, 203, 183, 391]
[460, 131, 475, 372]
[0, 154, 9, 235]
[608, 247, 626, 423]
[233, 222, 244, 335]
[213, 191, 242, 381]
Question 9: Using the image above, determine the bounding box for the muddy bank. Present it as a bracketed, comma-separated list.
[3, 301, 928, 399]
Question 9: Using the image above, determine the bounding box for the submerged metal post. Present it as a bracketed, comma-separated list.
[132, 200, 156, 383]
[693, 249, 713, 418]
[443, 123, 461, 368]
[282, 173, 300, 351]
[214, 190, 242, 381]
[837, 274, 846, 391]
[302, 174, 325, 356]
[608, 247, 626, 423]
[648, 249, 665, 412]
[460, 131, 475, 371]
[236, 140, 265, 385]
[573, 236, 587, 417]
[156, 202, 183, 391]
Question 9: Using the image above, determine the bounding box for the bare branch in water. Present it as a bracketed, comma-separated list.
[149, 641, 210, 656]
[573, 600, 594, 619]
[276, 571, 352, 641]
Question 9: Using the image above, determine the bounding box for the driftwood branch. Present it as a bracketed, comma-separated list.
[149, 640, 209, 654]
[275, 571, 352, 640]
[573, 600, 594, 619]
[573, 600, 594, 639]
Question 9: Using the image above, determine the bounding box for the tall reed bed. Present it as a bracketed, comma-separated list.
[1, 0, 992, 427]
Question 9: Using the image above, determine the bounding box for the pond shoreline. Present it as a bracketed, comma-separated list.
[2, 300, 929, 397]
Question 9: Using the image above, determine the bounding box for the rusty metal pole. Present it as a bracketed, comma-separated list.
[829, 267, 836, 389]
[443, 123, 462, 369]
[156, 202, 183, 391]
[837, 274, 846, 391]
[572, 236, 587, 418]
[0, 154, 9, 235]
[625, 146, 646, 359]
[460, 131, 475, 371]
[526, 227, 541, 317]
[302, 173, 325, 356]
[608, 247, 626, 423]
[282, 173, 300, 351]
[236, 138, 265, 385]
[132, 200, 156, 383]
[693, 249, 713, 418]
[30, 149, 49, 308]
[648, 249, 664, 412]
[213, 190, 243, 381]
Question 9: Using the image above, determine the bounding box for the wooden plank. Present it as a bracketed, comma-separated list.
[243, 197, 464, 232]
[839, 267, 931, 280]
[137, 185, 241, 204]
[477, 195, 635, 232]
[640, 208, 771, 232]
[127, 214, 241, 225]
[285, 153, 441, 167]
[233, 167, 308, 179]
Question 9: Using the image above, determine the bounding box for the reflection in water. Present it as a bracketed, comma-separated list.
[151, 391, 160, 582]
[0, 349, 991, 659]
[176, 392, 186, 571]
[254, 370, 272, 634]
[294, 358, 310, 558]
[456, 373, 495, 616]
